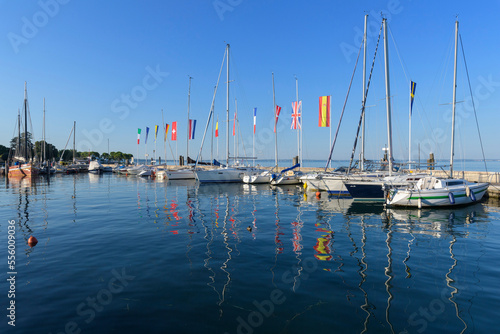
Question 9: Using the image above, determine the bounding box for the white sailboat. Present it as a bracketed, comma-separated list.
[195, 44, 259, 183]
[386, 20, 489, 207]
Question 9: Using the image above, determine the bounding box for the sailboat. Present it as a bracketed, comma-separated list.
[386, 20, 489, 207]
[8, 82, 39, 178]
[342, 18, 428, 200]
[195, 44, 260, 183]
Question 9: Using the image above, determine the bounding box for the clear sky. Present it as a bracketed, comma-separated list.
[1, 0, 499, 164]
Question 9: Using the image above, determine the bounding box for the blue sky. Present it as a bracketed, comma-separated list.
[1, 0, 499, 163]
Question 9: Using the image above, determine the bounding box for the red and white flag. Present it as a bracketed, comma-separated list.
[274, 105, 281, 133]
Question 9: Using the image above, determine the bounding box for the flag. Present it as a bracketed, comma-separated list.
[232, 111, 236, 136]
[253, 108, 257, 134]
[155, 125, 158, 141]
[410, 81, 416, 115]
[172, 122, 177, 141]
[274, 105, 281, 133]
[188, 119, 197, 140]
[319, 96, 331, 127]
[164, 124, 169, 142]
[291, 101, 302, 130]
[145, 127, 150, 144]
[215, 120, 219, 137]
[137, 128, 141, 144]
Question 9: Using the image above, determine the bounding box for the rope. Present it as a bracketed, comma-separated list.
[347, 22, 384, 173]
[459, 32, 488, 173]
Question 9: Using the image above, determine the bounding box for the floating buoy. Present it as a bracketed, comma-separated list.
[448, 192, 455, 205]
[418, 198, 422, 209]
[28, 236, 38, 247]
[316, 191, 321, 198]
[247, 226, 252, 232]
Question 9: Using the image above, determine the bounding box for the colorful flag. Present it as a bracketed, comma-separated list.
[145, 127, 150, 144]
[274, 105, 281, 133]
[410, 81, 416, 115]
[164, 124, 169, 142]
[155, 125, 158, 141]
[233, 111, 237, 136]
[172, 122, 177, 141]
[215, 120, 219, 137]
[188, 119, 197, 140]
[253, 108, 257, 134]
[319, 96, 331, 127]
[137, 128, 141, 144]
[291, 101, 302, 130]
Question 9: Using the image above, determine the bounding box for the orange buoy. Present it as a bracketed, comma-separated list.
[28, 236, 38, 247]
[316, 191, 321, 198]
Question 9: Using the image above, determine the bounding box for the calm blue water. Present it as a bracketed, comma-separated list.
[1, 173, 500, 333]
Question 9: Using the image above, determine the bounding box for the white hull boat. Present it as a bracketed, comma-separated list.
[166, 168, 196, 180]
[386, 177, 489, 207]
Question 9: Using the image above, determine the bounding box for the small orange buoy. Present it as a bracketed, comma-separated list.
[28, 236, 38, 247]
[316, 191, 321, 198]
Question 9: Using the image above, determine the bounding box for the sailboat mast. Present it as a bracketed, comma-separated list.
[383, 18, 393, 175]
[272, 72, 278, 169]
[450, 20, 458, 178]
[17, 109, 21, 158]
[361, 14, 368, 171]
[226, 44, 230, 166]
[187, 76, 192, 161]
[295, 76, 299, 170]
[73, 121, 76, 163]
[24, 82, 28, 161]
[43, 98, 46, 162]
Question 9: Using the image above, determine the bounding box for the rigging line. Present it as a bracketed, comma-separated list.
[324, 39, 362, 171]
[347, 22, 384, 173]
[388, 25, 410, 83]
[195, 47, 227, 167]
[459, 32, 488, 173]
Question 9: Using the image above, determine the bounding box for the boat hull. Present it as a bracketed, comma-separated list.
[8, 164, 39, 178]
[166, 169, 196, 180]
[195, 168, 247, 183]
[388, 182, 489, 207]
[302, 174, 351, 196]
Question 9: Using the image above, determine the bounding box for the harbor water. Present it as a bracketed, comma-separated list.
[1, 173, 500, 333]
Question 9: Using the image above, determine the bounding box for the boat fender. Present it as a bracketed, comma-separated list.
[470, 189, 476, 202]
[316, 191, 321, 199]
[465, 186, 470, 197]
[271, 173, 276, 180]
[303, 182, 307, 189]
[448, 192, 455, 205]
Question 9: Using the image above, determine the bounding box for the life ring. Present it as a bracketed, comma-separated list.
[448, 192, 455, 205]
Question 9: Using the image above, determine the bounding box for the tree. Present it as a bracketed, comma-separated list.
[0, 144, 9, 161]
[10, 132, 34, 159]
[34, 141, 59, 162]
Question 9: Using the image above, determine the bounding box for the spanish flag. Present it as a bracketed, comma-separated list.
[319, 96, 330, 127]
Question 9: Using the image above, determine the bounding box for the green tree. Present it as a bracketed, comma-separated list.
[10, 132, 34, 159]
[34, 141, 59, 162]
[0, 144, 9, 161]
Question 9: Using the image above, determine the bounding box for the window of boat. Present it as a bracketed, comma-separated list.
[447, 181, 465, 186]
